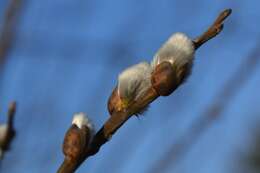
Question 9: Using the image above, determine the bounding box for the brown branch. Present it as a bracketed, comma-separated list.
[0, 101, 17, 159]
[193, 8, 232, 50]
[147, 42, 260, 173]
[0, 0, 23, 64]
[57, 9, 232, 173]
[57, 88, 159, 173]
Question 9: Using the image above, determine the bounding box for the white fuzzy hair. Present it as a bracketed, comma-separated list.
[118, 62, 152, 102]
[72, 113, 94, 131]
[151, 32, 195, 69]
[0, 124, 7, 144]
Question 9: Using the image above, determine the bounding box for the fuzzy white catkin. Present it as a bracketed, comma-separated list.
[151, 32, 195, 69]
[72, 113, 94, 133]
[118, 61, 152, 102]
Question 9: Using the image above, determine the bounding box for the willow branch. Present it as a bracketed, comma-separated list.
[57, 8, 232, 173]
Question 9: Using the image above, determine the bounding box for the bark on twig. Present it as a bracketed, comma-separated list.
[57, 9, 232, 173]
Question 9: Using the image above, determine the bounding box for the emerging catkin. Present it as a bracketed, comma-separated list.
[118, 62, 152, 105]
[151, 32, 195, 69]
[151, 32, 195, 85]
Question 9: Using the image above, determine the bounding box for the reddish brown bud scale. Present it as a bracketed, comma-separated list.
[63, 125, 90, 161]
[107, 86, 123, 115]
[151, 61, 179, 96]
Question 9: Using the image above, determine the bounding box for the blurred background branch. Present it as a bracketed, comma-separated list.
[0, 0, 23, 64]
[244, 128, 260, 173]
[0, 0, 23, 163]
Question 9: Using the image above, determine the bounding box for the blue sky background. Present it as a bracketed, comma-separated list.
[0, 0, 260, 173]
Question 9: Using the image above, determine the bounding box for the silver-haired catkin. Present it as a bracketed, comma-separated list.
[151, 33, 195, 85]
[63, 113, 95, 161]
[151, 32, 195, 71]
[118, 62, 152, 104]
[150, 33, 195, 96]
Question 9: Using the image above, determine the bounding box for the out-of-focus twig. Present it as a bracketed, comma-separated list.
[0, 102, 17, 159]
[57, 9, 231, 173]
[148, 42, 260, 173]
[0, 0, 23, 63]
[244, 129, 260, 173]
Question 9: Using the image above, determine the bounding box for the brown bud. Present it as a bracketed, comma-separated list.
[63, 125, 90, 161]
[107, 86, 124, 115]
[151, 61, 178, 96]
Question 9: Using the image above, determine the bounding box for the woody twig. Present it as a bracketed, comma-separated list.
[57, 9, 232, 173]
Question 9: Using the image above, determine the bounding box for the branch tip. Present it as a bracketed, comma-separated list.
[193, 8, 232, 50]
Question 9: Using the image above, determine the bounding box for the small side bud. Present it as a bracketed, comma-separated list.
[63, 113, 95, 161]
[63, 125, 86, 161]
[151, 61, 179, 96]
